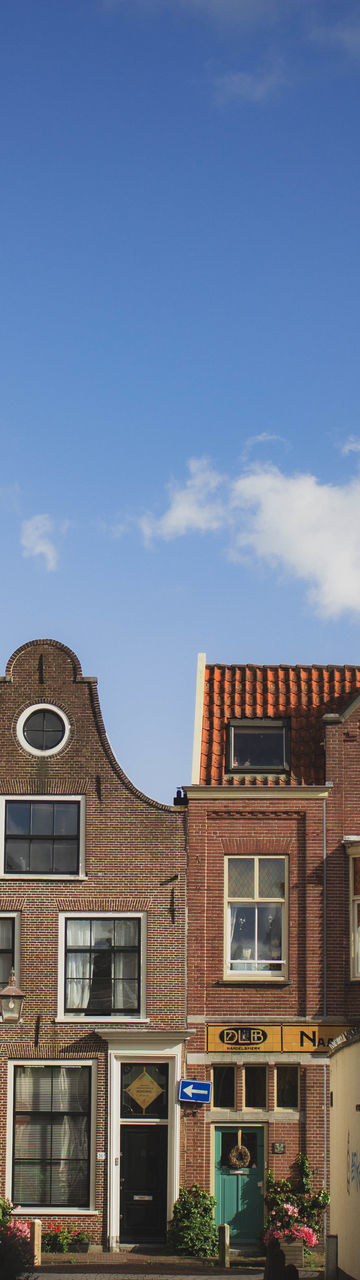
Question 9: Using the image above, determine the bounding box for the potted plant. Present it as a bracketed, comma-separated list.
[42, 1223, 92, 1253]
[264, 1154, 329, 1265]
[71, 1229, 91, 1253]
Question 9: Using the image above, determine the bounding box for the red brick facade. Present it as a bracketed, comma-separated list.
[183, 658, 360, 1247]
[0, 639, 187, 1249]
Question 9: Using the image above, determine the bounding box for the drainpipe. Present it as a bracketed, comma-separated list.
[323, 795, 327, 1020]
[323, 793, 328, 1229]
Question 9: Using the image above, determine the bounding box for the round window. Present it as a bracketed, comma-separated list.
[16, 704, 71, 756]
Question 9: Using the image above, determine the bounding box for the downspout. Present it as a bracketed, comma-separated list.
[323, 795, 327, 1020]
[323, 793, 328, 1229]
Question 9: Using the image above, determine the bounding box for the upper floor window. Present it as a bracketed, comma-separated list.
[16, 704, 71, 757]
[0, 914, 21, 1004]
[225, 855, 287, 980]
[0, 916, 15, 984]
[227, 719, 289, 774]
[351, 855, 360, 978]
[3, 799, 84, 877]
[59, 914, 143, 1018]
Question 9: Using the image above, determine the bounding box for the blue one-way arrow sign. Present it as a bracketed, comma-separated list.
[178, 1078, 212, 1104]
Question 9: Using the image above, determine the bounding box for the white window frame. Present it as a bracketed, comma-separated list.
[349, 850, 360, 980]
[274, 1064, 300, 1111]
[0, 796, 86, 879]
[6, 1059, 98, 1213]
[227, 718, 290, 775]
[57, 912, 147, 1022]
[0, 912, 21, 1003]
[16, 703, 71, 757]
[107, 1037, 182, 1251]
[224, 854, 288, 982]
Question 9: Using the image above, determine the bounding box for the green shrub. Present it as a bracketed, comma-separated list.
[167, 1184, 218, 1257]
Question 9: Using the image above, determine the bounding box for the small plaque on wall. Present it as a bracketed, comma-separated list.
[272, 1142, 286, 1154]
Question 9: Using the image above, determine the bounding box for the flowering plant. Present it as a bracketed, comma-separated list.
[42, 1222, 91, 1253]
[0, 1197, 32, 1279]
[264, 1155, 329, 1256]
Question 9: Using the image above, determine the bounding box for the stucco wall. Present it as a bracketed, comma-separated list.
[330, 1039, 360, 1280]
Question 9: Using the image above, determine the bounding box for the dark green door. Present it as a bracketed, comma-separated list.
[214, 1127, 264, 1245]
[121, 1126, 168, 1242]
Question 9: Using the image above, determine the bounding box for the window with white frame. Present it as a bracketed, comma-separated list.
[58, 913, 144, 1018]
[0, 913, 20, 991]
[225, 855, 287, 978]
[227, 720, 290, 774]
[351, 855, 360, 978]
[0, 917, 15, 983]
[12, 1064, 91, 1207]
[16, 704, 71, 757]
[1, 798, 85, 877]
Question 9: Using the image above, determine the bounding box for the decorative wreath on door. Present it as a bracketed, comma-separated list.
[227, 1144, 251, 1169]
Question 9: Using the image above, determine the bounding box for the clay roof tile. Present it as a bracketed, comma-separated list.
[199, 662, 360, 787]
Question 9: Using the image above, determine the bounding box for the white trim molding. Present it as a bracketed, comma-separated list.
[6, 1058, 98, 1211]
[191, 653, 206, 785]
[0, 795, 86, 879]
[106, 1034, 184, 1251]
[57, 910, 147, 1021]
[16, 704, 71, 757]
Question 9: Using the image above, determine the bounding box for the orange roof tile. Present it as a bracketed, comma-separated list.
[200, 663, 360, 786]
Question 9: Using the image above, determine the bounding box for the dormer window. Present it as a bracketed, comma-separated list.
[227, 719, 289, 774]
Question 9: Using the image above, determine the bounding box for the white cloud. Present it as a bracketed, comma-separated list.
[342, 436, 360, 455]
[139, 458, 360, 618]
[311, 20, 360, 58]
[21, 515, 58, 572]
[241, 432, 288, 461]
[139, 457, 225, 542]
[230, 465, 360, 617]
[215, 63, 287, 104]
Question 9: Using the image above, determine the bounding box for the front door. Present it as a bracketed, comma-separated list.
[120, 1061, 169, 1243]
[121, 1126, 168, 1242]
[214, 1126, 264, 1246]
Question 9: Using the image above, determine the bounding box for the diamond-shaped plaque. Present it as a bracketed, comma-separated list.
[125, 1067, 164, 1114]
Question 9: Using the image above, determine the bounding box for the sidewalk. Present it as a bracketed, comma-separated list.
[34, 1244, 324, 1280]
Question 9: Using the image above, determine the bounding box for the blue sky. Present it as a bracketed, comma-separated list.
[1, 0, 360, 802]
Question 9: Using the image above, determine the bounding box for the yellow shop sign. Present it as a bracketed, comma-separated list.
[206, 1023, 350, 1053]
[282, 1025, 349, 1052]
[207, 1025, 282, 1052]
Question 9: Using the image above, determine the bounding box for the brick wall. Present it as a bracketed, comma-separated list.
[0, 639, 187, 1244]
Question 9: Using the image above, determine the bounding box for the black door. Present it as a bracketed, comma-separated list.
[121, 1126, 168, 1242]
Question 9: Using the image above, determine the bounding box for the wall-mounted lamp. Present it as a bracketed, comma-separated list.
[0, 969, 25, 1023]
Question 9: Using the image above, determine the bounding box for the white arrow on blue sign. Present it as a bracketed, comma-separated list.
[178, 1078, 212, 1104]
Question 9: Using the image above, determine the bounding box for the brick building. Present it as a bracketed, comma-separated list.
[182, 655, 360, 1247]
[0, 638, 187, 1248]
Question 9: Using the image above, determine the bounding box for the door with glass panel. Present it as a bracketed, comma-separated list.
[120, 1062, 168, 1242]
[214, 1126, 264, 1245]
